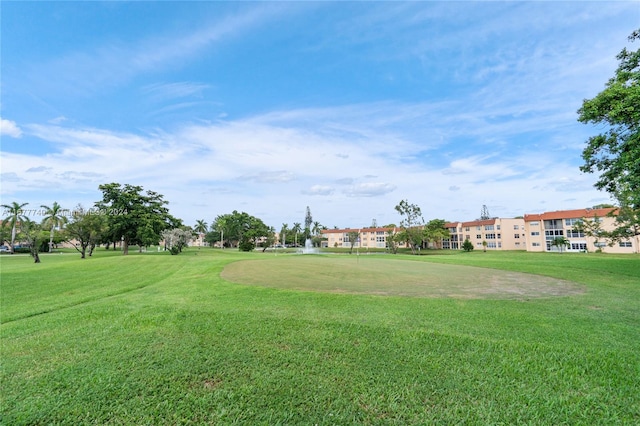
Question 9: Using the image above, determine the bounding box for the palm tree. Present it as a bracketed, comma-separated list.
[194, 219, 208, 234]
[551, 236, 570, 253]
[280, 223, 289, 247]
[291, 222, 302, 247]
[312, 221, 322, 237]
[193, 219, 208, 247]
[1, 201, 28, 254]
[41, 202, 67, 252]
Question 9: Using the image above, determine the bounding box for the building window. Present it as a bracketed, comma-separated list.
[544, 219, 563, 229]
[487, 242, 497, 248]
[476, 226, 481, 231]
[530, 221, 539, 226]
[514, 234, 520, 239]
[566, 230, 585, 238]
[619, 241, 632, 248]
[476, 234, 482, 239]
[465, 227, 470, 231]
[486, 233, 496, 239]
[485, 225, 494, 231]
[376, 236, 385, 243]
[571, 243, 587, 251]
[565, 218, 580, 226]
[532, 242, 541, 247]
[497, 234, 501, 239]
[531, 231, 540, 236]
[514, 225, 519, 230]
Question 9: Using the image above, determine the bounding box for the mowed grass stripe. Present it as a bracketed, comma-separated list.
[0, 251, 219, 323]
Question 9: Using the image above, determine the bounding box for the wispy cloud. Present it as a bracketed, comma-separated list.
[18, 5, 287, 96]
[141, 82, 211, 101]
[344, 182, 397, 198]
[304, 185, 334, 196]
[238, 171, 296, 183]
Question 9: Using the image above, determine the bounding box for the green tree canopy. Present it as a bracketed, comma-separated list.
[96, 183, 181, 255]
[212, 211, 272, 251]
[65, 205, 107, 259]
[18, 218, 43, 263]
[423, 219, 450, 249]
[578, 29, 640, 210]
[395, 200, 424, 255]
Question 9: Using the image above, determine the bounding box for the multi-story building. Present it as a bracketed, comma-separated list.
[321, 227, 407, 250]
[523, 207, 638, 253]
[442, 217, 526, 251]
[316, 208, 639, 254]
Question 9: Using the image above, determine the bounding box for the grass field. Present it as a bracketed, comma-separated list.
[1, 249, 639, 424]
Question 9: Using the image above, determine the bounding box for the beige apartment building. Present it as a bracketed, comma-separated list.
[322, 219, 528, 252]
[442, 218, 527, 251]
[524, 207, 638, 253]
[321, 227, 408, 250]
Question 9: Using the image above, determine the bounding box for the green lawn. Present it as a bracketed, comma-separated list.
[1, 249, 639, 424]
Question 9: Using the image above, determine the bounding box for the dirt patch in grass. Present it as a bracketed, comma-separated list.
[220, 256, 585, 300]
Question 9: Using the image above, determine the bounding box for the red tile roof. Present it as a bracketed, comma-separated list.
[524, 208, 617, 221]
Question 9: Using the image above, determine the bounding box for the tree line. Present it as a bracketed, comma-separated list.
[1, 183, 283, 263]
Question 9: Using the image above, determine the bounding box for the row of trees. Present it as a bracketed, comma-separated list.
[1, 183, 187, 262]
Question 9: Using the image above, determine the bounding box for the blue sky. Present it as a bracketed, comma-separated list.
[1, 2, 638, 230]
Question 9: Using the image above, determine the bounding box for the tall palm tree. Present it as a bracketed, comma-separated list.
[41, 202, 67, 252]
[280, 223, 289, 246]
[291, 222, 302, 246]
[312, 221, 322, 237]
[1, 201, 28, 253]
[194, 219, 208, 247]
[194, 219, 208, 234]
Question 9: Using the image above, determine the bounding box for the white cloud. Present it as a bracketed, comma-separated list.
[344, 182, 397, 198]
[0, 101, 607, 227]
[238, 171, 296, 183]
[0, 119, 22, 138]
[304, 185, 334, 196]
